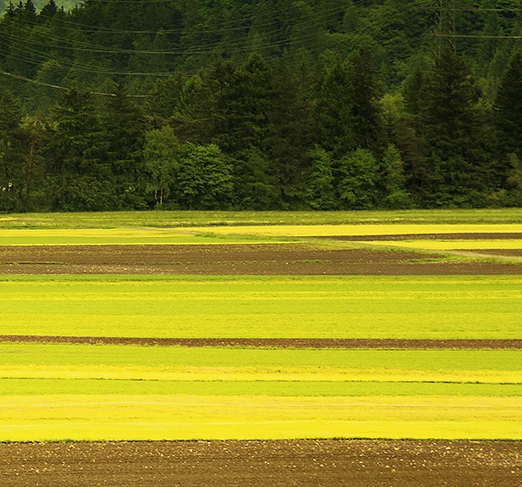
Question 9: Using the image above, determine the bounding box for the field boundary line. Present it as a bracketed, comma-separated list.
[1, 336, 521, 349]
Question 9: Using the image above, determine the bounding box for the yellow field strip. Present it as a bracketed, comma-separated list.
[189, 224, 522, 237]
[1, 365, 520, 384]
[0, 223, 521, 242]
[0, 395, 519, 442]
[360, 240, 522, 251]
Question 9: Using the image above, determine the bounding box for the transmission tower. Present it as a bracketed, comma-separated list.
[431, 0, 457, 54]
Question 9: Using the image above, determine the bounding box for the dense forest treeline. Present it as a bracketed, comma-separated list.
[1, 0, 522, 212]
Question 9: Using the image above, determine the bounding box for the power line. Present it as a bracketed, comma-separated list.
[0, 69, 149, 96]
[430, 33, 522, 39]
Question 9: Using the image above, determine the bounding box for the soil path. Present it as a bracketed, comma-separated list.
[1, 335, 521, 349]
[0, 439, 519, 487]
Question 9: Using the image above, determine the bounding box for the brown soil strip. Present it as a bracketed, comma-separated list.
[0, 439, 519, 487]
[0, 244, 521, 275]
[1, 335, 521, 349]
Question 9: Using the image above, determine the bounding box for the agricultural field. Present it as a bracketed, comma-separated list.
[0, 209, 521, 486]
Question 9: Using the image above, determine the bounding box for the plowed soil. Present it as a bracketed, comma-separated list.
[0, 243, 521, 274]
[0, 439, 520, 487]
[1, 335, 521, 349]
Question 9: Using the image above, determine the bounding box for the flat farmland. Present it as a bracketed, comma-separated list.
[0, 275, 521, 339]
[0, 210, 521, 486]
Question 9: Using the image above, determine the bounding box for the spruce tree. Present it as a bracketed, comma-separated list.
[103, 81, 147, 209]
[494, 50, 522, 180]
[304, 146, 337, 210]
[417, 48, 490, 206]
[46, 84, 115, 211]
[267, 60, 313, 208]
[0, 90, 26, 212]
[346, 49, 383, 156]
[314, 60, 354, 159]
[381, 144, 411, 209]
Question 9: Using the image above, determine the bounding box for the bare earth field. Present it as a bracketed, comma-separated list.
[1, 234, 521, 485]
[1, 335, 521, 349]
[0, 242, 521, 275]
[0, 439, 520, 487]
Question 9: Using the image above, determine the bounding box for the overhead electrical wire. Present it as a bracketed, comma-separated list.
[1, 0, 423, 59]
[0, 0, 433, 94]
[1, 0, 517, 96]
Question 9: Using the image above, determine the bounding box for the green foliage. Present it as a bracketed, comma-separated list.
[381, 144, 411, 209]
[507, 153, 522, 206]
[415, 48, 492, 207]
[46, 84, 115, 211]
[103, 81, 147, 209]
[0, 91, 26, 212]
[0, 0, 521, 211]
[304, 146, 337, 210]
[338, 148, 378, 209]
[172, 142, 232, 210]
[143, 125, 179, 207]
[495, 50, 522, 181]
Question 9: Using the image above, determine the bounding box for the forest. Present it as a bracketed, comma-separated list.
[1, 0, 522, 212]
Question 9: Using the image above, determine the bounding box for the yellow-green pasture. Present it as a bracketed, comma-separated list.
[1, 208, 522, 229]
[0, 223, 521, 245]
[1, 275, 521, 339]
[1, 395, 520, 442]
[0, 343, 520, 441]
[360, 239, 522, 252]
[189, 223, 522, 238]
[0, 228, 289, 245]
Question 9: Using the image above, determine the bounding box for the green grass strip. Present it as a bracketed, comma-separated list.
[0, 343, 520, 372]
[1, 208, 522, 229]
[1, 275, 521, 339]
[1, 378, 520, 397]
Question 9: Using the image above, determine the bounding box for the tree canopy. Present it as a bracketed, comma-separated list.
[1, 0, 522, 211]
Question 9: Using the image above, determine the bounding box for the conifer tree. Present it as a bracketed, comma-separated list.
[381, 143, 411, 209]
[304, 146, 337, 210]
[346, 49, 383, 156]
[103, 81, 147, 209]
[314, 60, 354, 159]
[417, 48, 490, 206]
[46, 84, 114, 211]
[0, 90, 26, 212]
[494, 50, 522, 178]
[267, 60, 313, 208]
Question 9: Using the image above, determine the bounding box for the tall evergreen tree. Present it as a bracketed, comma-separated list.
[346, 49, 383, 156]
[0, 90, 26, 212]
[314, 59, 354, 159]
[267, 60, 313, 208]
[103, 81, 147, 209]
[46, 84, 114, 211]
[203, 53, 277, 208]
[381, 143, 411, 209]
[314, 50, 383, 159]
[494, 50, 522, 181]
[416, 48, 491, 206]
[304, 146, 337, 210]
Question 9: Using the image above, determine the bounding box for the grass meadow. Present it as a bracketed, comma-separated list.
[0, 209, 521, 442]
[0, 341, 521, 441]
[1, 208, 522, 229]
[1, 275, 521, 339]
